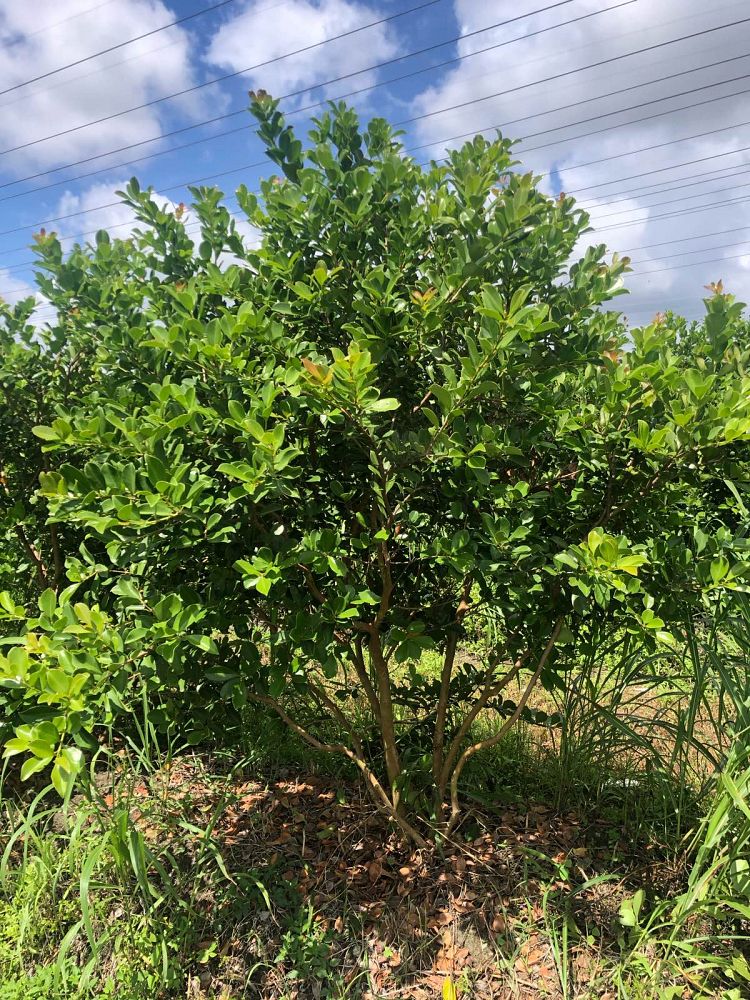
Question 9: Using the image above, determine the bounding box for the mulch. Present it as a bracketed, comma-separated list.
[109, 757, 670, 999]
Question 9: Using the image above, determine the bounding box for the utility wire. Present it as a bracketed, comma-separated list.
[3, 100, 750, 258]
[633, 238, 750, 262]
[591, 177, 750, 221]
[1, 0, 119, 46]
[395, 14, 750, 128]
[623, 226, 750, 253]
[0, 0, 443, 157]
[0, 0, 237, 98]
[4, 0, 744, 212]
[0, 164, 266, 237]
[536, 119, 750, 183]
[597, 193, 750, 231]
[560, 141, 750, 192]
[577, 163, 750, 208]
[7, 56, 750, 239]
[5, 28, 750, 285]
[10, 223, 750, 282]
[518, 83, 750, 156]
[0, 0, 588, 191]
[408, 68, 750, 160]
[634, 250, 750, 275]
[8, 1, 745, 167]
[11, 231, 750, 313]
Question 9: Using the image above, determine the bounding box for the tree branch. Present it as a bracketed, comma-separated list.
[446, 618, 563, 833]
[14, 524, 49, 588]
[432, 575, 473, 790]
[251, 692, 426, 847]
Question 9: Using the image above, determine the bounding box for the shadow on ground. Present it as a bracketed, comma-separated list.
[113, 754, 688, 1000]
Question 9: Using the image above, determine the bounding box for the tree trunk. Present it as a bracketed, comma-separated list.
[368, 631, 404, 813]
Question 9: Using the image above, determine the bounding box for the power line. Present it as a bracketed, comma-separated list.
[410, 69, 750, 169]
[518, 78, 750, 154]
[2, 40, 750, 286]
[0, 200, 248, 260]
[0, 0, 590, 193]
[2, 0, 741, 223]
[597, 192, 750, 231]
[394, 79, 750, 203]
[634, 250, 750, 275]
[0, 131, 747, 275]
[1, 106, 749, 263]
[537, 119, 750, 184]
[560, 142, 750, 193]
[7, 54, 750, 240]
[395, 14, 750, 129]
[9, 228, 750, 313]
[0, 0, 238, 99]
[0, 163, 265, 237]
[0, 1, 628, 206]
[633, 238, 750, 262]
[623, 226, 750, 253]
[3, 0, 581, 113]
[577, 162, 750, 208]
[0, 37, 181, 113]
[0, 0, 443, 158]
[18, 212, 746, 278]
[6, 12, 750, 300]
[592, 177, 750, 222]
[1, 0, 119, 46]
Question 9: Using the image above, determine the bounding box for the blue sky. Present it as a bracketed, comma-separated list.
[1, 0, 750, 324]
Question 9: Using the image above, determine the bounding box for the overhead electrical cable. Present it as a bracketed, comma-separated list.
[7, 2, 746, 164]
[0, 0, 238, 97]
[577, 163, 750, 208]
[633, 250, 750, 274]
[0, 0, 444, 157]
[0, 0, 596, 190]
[394, 13, 750, 129]
[596, 193, 750, 231]
[622, 226, 750, 253]
[590, 178, 750, 221]
[8, 68, 750, 239]
[1, 0, 119, 45]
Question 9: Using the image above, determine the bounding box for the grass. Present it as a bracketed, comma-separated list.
[1, 603, 749, 998]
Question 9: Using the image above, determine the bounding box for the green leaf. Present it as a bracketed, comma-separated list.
[710, 556, 730, 585]
[51, 758, 77, 798]
[367, 397, 400, 413]
[186, 634, 219, 654]
[32, 425, 59, 441]
[618, 888, 645, 928]
[38, 588, 57, 616]
[507, 284, 531, 317]
[21, 756, 51, 781]
[217, 462, 256, 483]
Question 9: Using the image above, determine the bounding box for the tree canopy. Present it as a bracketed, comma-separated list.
[1, 96, 749, 840]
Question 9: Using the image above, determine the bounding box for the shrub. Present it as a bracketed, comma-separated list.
[1, 96, 749, 841]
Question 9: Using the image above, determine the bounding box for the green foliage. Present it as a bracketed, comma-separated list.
[0, 95, 749, 833]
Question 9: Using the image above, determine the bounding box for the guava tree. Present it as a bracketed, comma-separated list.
[1, 96, 749, 842]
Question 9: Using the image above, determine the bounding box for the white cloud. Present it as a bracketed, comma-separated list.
[51, 180, 260, 263]
[55, 181, 151, 240]
[56, 178, 191, 242]
[0, 0, 217, 173]
[0, 267, 36, 307]
[205, 0, 400, 107]
[408, 0, 750, 321]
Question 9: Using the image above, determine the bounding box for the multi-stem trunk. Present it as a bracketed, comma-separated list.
[442, 619, 563, 834]
[368, 630, 404, 814]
